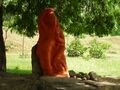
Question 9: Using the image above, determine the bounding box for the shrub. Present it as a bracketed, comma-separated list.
[67, 39, 87, 57]
[88, 39, 111, 58]
[67, 38, 111, 59]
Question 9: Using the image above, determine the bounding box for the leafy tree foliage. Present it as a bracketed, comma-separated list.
[110, 0, 120, 35]
[3, 0, 120, 37]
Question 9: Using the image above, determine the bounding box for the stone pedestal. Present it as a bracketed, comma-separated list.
[0, 73, 120, 90]
[35, 77, 120, 90]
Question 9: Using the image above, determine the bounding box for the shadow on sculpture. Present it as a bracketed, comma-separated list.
[31, 44, 43, 77]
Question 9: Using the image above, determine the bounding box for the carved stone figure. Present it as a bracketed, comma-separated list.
[36, 8, 69, 77]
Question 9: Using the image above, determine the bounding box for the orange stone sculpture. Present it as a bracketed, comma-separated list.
[36, 8, 69, 77]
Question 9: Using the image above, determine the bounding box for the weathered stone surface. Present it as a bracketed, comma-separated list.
[0, 73, 120, 90]
[35, 76, 120, 90]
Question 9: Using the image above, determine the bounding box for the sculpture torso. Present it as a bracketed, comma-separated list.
[36, 8, 69, 77]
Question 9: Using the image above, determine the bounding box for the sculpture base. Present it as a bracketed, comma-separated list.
[0, 72, 120, 90]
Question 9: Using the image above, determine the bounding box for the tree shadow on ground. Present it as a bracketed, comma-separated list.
[7, 69, 32, 75]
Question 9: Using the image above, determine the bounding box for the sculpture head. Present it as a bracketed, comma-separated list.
[42, 8, 55, 15]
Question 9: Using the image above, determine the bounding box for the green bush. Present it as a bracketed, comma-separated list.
[67, 38, 111, 59]
[67, 39, 87, 57]
[88, 39, 111, 58]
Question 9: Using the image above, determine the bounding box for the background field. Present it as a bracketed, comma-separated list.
[4, 31, 120, 77]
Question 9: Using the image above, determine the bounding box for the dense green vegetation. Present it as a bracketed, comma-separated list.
[67, 38, 87, 57]
[67, 38, 111, 58]
[3, 0, 120, 37]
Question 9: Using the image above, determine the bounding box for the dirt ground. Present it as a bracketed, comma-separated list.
[3, 31, 120, 55]
[0, 72, 120, 90]
[0, 72, 37, 90]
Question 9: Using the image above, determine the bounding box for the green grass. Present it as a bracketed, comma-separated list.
[6, 53, 120, 77]
[6, 53, 32, 74]
[67, 57, 120, 77]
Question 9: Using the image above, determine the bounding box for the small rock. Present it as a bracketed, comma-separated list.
[88, 71, 98, 81]
[69, 70, 76, 78]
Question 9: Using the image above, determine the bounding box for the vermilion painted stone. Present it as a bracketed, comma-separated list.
[36, 8, 69, 77]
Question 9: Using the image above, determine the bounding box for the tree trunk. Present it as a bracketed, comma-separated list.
[4, 29, 8, 43]
[22, 35, 25, 57]
[0, 0, 6, 72]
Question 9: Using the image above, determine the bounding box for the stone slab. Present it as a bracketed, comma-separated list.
[35, 76, 120, 90]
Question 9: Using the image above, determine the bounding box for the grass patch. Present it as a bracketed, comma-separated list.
[6, 53, 120, 77]
[67, 57, 120, 77]
[6, 53, 32, 74]
[7, 69, 31, 75]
